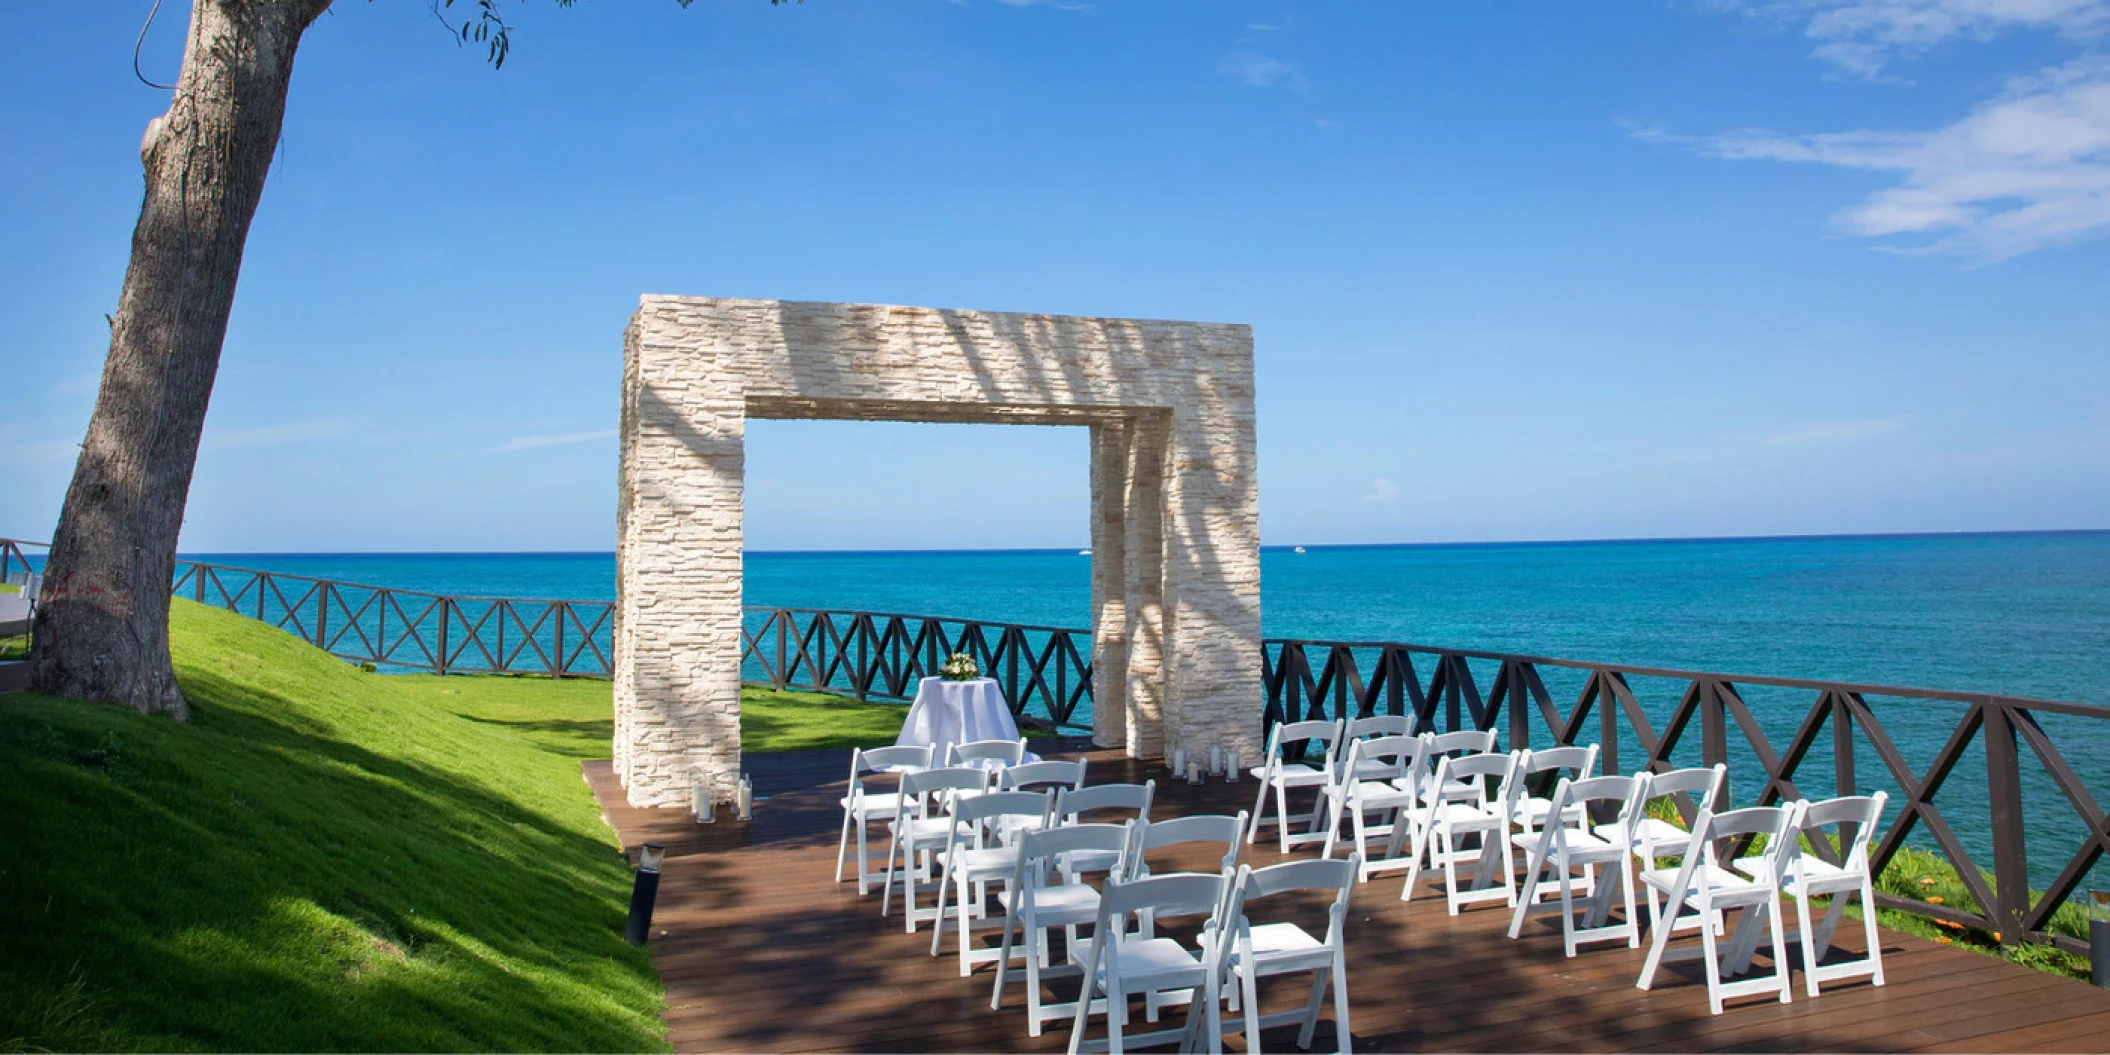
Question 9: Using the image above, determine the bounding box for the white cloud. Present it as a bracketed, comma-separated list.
[483, 428, 616, 454]
[1249, 21, 1281, 32]
[1362, 477, 1400, 503]
[1743, 0, 2110, 78]
[1693, 57, 2110, 259]
[203, 417, 362, 449]
[1218, 51, 1310, 92]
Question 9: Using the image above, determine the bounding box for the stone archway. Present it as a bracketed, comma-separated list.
[613, 297, 1261, 808]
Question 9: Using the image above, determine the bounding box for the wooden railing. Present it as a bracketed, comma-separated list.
[740, 607, 1092, 730]
[1262, 638, 2110, 956]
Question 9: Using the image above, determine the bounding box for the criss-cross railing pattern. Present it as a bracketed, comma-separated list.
[740, 607, 1092, 731]
[1263, 638, 2110, 956]
[172, 561, 616, 677]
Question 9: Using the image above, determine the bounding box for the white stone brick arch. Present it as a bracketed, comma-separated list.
[614, 296, 1261, 807]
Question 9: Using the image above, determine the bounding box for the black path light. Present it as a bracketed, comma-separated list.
[624, 843, 666, 947]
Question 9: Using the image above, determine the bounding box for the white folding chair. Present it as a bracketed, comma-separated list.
[1051, 782, 1155, 880]
[1508, 774, 1647, 956]
[1772, 791, 1889, 996]
[1247, 719, 1342, 854]
[1508, 744, 1600, 834]
[951, 736, 1030, 770]
[1203, 855, 1360, 1055]
[835, 743, 934, 894]
[1399, 751, 1518, 914]
[932, 789, 1055, 975]
[881, 766, 989, 930]
[990, 822, 1134, 1036]
[1342, 713, 1415, 742]
[1636, 803, 1802, 1014]
[1066, 871, 1243, 1055]
[1599, 763, 1728, 932]
[1318, 735, 1419, 880]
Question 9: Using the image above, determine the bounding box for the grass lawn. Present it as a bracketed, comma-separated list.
[0, 600, 664, 1052]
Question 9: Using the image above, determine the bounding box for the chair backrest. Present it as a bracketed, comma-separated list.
[852, 744, 932, 779]
[1425, 728, 1499, 758]
[1645, 763, 1728, 812]
[1054, 781, 1153, 824]
[1016, 821, 1133, 884]
[899, 766, 989, 816]
[1000, 759, 1087, 791]
[1545, 773, 1648, 844]
[1522, 744, 1599, 781]
[1126, 812, 1247, 878]
[1338, 733, 1416, 786]
[953, 789, 1052, 824]
[1430, 750, 1516, 806]
[1699, 804, 1800, 882]
[1791, 791, 1888, 874]
[1265, 719, 1342, 768]
[1345, 713, 1415, 740]
[949, 737, 1028, 766]
[1099, 871, 1231, 922]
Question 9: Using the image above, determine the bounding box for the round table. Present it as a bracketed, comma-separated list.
[895, 676, 1036, 766]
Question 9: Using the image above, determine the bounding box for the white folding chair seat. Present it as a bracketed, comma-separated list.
[1772, 791, 1889, 996]
[1247, 719, 1343, 854]
[933, 789, 1055, 976]
[991, 822, 1133, 1037]
[1318, 735, 1419, 880]
[836, 744, 935, 894]
[1399, 751, 1518, 914]
[1636, 803, 1802, 1015]
[1198, 855, 1359, 1055]
[1065, 871, 1244, 1055]
[881, 766, 989, 930]
[1508, 774, 1647, 956]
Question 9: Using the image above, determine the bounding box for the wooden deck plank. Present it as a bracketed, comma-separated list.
[585, 750, 2110, 1053]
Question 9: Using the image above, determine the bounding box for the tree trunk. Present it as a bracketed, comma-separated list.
[30, 0, 330, 716]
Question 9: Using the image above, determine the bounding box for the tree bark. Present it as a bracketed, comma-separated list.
[30, 0, 331, 715]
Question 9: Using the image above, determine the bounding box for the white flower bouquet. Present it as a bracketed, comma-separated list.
[939, 652, 981, 681]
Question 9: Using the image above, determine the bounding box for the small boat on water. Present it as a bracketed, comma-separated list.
[1079, 548, 1092, 556]
[1294, 546, 1307, 554]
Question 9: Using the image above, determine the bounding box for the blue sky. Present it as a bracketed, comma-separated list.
[3, 0, 2106, 552]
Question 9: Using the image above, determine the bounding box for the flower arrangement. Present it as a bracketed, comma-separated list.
[939, 652, 981, 681]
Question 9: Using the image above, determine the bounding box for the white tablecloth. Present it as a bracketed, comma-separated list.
[896, 676, 1036, 766]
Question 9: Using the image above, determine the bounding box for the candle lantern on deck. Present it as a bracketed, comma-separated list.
[2090, 890, 2110, 989]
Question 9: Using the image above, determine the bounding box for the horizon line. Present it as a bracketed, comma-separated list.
[165, 526, 2110, 558]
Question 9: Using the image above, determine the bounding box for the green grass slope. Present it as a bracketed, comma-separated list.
[0, 600, 665, 1052]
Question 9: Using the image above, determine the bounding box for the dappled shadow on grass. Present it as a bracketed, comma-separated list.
[455, 712, 613, 758]
[0, 666, 662, 1052]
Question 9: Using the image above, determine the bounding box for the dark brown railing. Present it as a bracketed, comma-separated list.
[9, 539, 2104, 956]
[171, 560, 616, 677]
[740, 607, 1093, 730]
[158, 560, 1099, 730]
[1262, 638, 2110, 957]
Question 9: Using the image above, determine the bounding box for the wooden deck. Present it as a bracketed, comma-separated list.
[585, 747, 2110, 1053]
